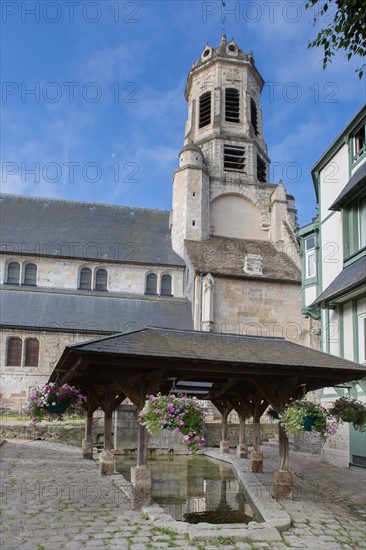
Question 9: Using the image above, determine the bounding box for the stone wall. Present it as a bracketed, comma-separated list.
[0, 328, 102, 403]
[213, 277, 309, 346]
[114, 405, 277, 454]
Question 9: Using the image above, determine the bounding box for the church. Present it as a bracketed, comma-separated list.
[0, 36, 310, 405]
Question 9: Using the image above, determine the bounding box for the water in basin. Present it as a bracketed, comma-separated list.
[114, 454, 263, 524]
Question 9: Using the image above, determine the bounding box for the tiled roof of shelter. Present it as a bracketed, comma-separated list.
[55, 327, 366, 378]
[0, 193, 184, 266]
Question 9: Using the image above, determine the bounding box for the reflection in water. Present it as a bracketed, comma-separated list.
[114, 454, 262, 524]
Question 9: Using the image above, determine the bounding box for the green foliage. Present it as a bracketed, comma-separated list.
[305, 0, 366, 78]
[329, 396, 366, 431]
[280, 399, 337, 439]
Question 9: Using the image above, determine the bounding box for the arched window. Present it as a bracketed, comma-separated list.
[250, 97, 258, 135]
[161, 275, 172, 296]
[199, 92, 211, 128]
[7, 262, 20, 285]
[6, 337, 22, 366]
[25, 338, 39, 367]
[95, 268, 107, 291]
[225, 88, 240, 123]
[24, 263, 37, 286]
[79, 267, 92, 290]
[146, 273, 157, 295]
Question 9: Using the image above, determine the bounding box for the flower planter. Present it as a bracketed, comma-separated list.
[303, 415, 315, 432]
[46, 402, 69, 414]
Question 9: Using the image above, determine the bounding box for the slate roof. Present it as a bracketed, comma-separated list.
[185, 237, 301, 282]
[330, 162, 366, 211]
[0, 288, 193, 333]
[62, 326, 366, 374]
[0, 194, 184, 266]
[311, 256, 366, 306]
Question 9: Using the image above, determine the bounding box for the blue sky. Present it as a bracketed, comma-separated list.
[1, 0, 365, 226]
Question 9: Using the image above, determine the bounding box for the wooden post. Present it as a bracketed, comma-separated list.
[137, 422, 146, 467]
[252, 409, 261, 452]
[222, 411, 228, 441]
[82, 413, 94, 459]
[236, 415, 248, 458]
[278, 422, 290, 471]
[104, 414, 113, 452]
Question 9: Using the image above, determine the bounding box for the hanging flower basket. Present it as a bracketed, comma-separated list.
[267, 408, 279, 420]
[303, 415, 315, 432]
[329, 396, 366, 432]
[138, 393, 206, 454]
[23, 383, 85, 426]
[46, 402, 69, 415]
[280, 400, 337, 440]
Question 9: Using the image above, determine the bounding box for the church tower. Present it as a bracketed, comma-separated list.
[170, 36, 305, 338]
[171, 35, 297, 259]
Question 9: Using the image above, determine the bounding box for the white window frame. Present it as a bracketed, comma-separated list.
[305, 236, 316, 279]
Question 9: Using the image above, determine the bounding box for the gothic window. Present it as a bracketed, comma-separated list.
[250, 98, 258, 135]
[199, 92, 211, 128]
[24, 263, 37, 286]
[79, 267, 92, 290]
[224, 145, 245, 172]
[161, 274, 172, 296]
[257, 156, 266, 182]
[225, 88, 240, 123]
[25, 338, 39, 367]
[7, 262, 20, 285]
[146, 273, 157, 295]
[95, 268, 107, 291]
[6, 337, 22, 366]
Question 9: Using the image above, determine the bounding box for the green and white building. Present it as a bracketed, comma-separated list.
[298, 104, 366, 468]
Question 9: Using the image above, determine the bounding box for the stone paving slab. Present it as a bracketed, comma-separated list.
[0, 439, 365, 549]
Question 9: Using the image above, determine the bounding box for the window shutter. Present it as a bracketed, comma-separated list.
[146, 273, 157, 294]
[25, 339, 39, 367]
[161, 275, 172, 296]
[24, 264, 37, 286]
[6, 338, 22, 366]
[79, 268, 92, 290]
[7, 262, 20, 284]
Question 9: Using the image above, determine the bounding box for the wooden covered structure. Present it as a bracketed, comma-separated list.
[50, 327, 365, 494]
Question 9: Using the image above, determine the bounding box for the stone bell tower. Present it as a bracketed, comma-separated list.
[171, 35, 298, 263]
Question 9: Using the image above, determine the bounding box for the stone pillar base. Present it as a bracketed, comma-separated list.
[131, 466, 152, 509]
[251, 451, 263, 473]
[99, 451, 114, 476]
[236, 444, 248, 458]
[82, 439, 93, 460]
[273, 470, 293, 499]
[220, 440, 230, 454]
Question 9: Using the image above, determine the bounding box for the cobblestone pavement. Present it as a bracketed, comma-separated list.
[1, 439, 365, 550]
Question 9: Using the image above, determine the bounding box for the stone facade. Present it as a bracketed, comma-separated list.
[1, 36, 311, 403]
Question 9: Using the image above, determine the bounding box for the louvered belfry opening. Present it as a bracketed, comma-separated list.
[257, 156, 266, 182]
[199, 92, 211, 128]
[224, 145, 245, 172]
[251, 97, 258, 135]
[225, 88, 240, 123]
